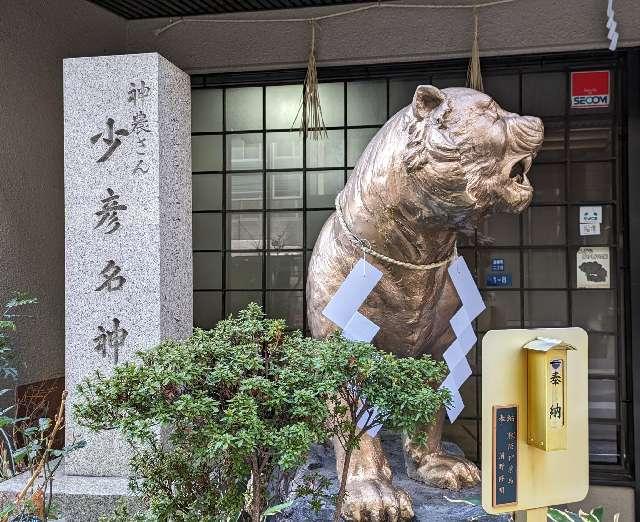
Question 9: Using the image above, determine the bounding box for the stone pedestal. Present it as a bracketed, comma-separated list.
[60, 51, 191, 514]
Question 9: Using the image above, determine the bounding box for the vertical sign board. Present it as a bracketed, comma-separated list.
[493, 405, 518, 507]
[63, 53, 192, 476]
[571, 71, 610, 108]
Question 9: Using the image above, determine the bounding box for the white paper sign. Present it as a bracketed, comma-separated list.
[576, 247, 610, 289]
[580, 206, 602, 224]
[580, 222, 601, 236]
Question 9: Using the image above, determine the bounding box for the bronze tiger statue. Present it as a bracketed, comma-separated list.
[307, 85, 544, 521]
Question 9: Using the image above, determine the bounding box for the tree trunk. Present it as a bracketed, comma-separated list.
[251, 465, 262, 522]
[333, 447, 352, 522]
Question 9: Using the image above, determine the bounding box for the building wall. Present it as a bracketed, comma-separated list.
[0, 1, 127, 388]
[124, 0, 640, 74]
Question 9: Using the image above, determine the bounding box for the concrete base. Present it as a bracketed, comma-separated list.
[0, 471, 142, 521]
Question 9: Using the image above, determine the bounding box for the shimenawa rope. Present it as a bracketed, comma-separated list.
[335, 196, 458, 270]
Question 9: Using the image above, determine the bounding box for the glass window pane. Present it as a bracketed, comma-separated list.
[478, 291, 521, 330]
[524, 290, 568, 327]
[529, 163, 565, 203]
[266, 84, 302, 129]
[266, 131, 302, 169]
[569, 206, 613, 246]
[306, 210, 332, 249]
[267, 171, 303, 209]
[523, 249, 566, 288]
[432, 75, 466, 89]
[537, 122, 565, 161]
[389, 79, 426, 117]
[226, 252, 262, 289]
[193, 252, 222, 289]
[569, 162, 613, 201]
[347, 128, 378, 167]
[478, 213, 520, 246]
[442, 420, 478, 462]
[193, 174, 222, 211]
[267, 252, 304, 289]
[589, 379, 617, 419]
[228, 172, 263, 210]
[266, 291, 303, 329]
[268, 212, 302, 250]
[306, 130, 344, 168]
[307, 170, 344, 208]
[523, 72, 566, 117]
[192, 135, 223, 172]
[226, 87, 262, 131]
[318, 82, 344, 127]
[227, 212, 263, 250]
[570, 121, 613, 161]
[589, 423, 618, 463]
[523, 206, 566, 245]
[194, 291, 222, 329]
[478, 250, 520, 289]
[459, 247, 476, 273]
[193, 213, 222, 250]
[347, 80, 386, 126]
[589, 333, 616, 377]
[459, 376, 478, 417]
[227, 133, 263, 171]
[226, 291, 263, 315]
[572, 290, 616, 332]
[484, 74, 520, 114]
[192, 89, 223, 132]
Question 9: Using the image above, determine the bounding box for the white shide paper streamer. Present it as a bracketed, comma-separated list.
[607, 0, 619, 51]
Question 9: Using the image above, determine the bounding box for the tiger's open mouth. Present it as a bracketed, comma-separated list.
[508, 155, 533, 188]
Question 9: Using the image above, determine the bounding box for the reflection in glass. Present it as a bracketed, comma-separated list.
[306, 130, 344, 168]
[389, 79, 424, 117]
[194, 292, 222, 329]
[570, 124, 612, 161]
[318, 82, 344, 127]
[588, 379, 617, 419]
[347, 81, 387, 126]
[226, 253, 262, 289]
[523, 249, 566, 288]
[477, 291, 521, 330]
[266, 132, 302, 169]
[192, 89, 223, 132]
[569, 206, 612, 246]
[226, 87, 262, 131]
[478, 213, 520, 246]
[524, 290, 567, 327]
[529, 163, 565, 203]
[266, 84, 303, 129]
[347, 128, 378, 166]
[192, 135, 223, 172]
[267, 172, 303, 209]
[227, 134, 263, 171]
[227, 213, 263, 250]
[483, 75, 519, 114]
[537, 122, 565, 162]
[193, 252, 222, 289]
[572, 290, 616, 332]
[226, 291, 263, 315]
[267, 252, 304, 289]
[267, 291, 303, 329]
[268, 212, 303, 250]
[588, 334, 616, 377]
[523, 72, 566, 117]
[193, 213, 222, 250]
[523, 206, 566, 245]
[307, 170, 344, 208]
[569, 162, 613, 201]
[589, 423, 618, 463]
[306, 210, 332, 249]
[228, 172, 263, 210]
[193, 174, 222, 211]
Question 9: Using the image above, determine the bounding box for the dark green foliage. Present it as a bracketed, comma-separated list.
[77, 304, 335, 521]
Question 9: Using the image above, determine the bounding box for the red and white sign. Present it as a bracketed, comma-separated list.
[571, 70, 610, 108]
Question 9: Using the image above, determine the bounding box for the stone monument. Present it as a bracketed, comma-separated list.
[0, 53, 191, 520]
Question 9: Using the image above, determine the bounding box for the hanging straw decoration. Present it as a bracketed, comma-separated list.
[466, 8, 484, 92]
[293, 20, 327, 140]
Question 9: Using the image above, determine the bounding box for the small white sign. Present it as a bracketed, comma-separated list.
[580, 222, 601, 236]
[576, 247, 610, 289]
[580, 206, 602, 224]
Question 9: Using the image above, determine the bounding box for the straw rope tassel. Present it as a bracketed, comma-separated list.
[294, 21, 327, 140]
[467, 9, 484, 92]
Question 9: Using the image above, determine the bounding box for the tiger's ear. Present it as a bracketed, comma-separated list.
[412, 85, 446, 120]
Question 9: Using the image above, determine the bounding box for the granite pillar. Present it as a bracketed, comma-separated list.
[63, 53, 192, 478]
